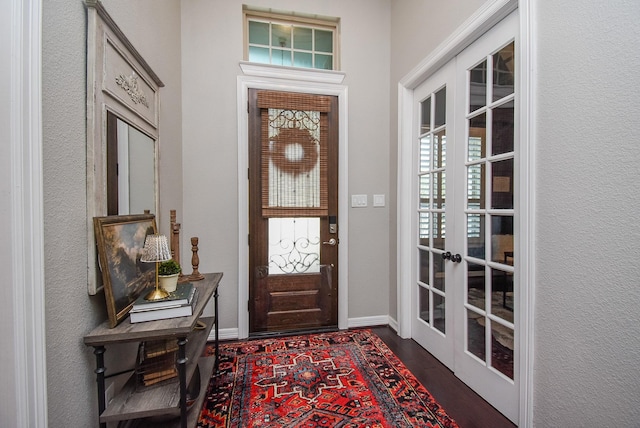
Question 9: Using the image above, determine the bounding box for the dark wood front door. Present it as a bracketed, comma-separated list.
[248, 89, 339, 335]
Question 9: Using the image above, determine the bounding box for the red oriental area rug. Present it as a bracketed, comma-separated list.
[198, 329, 458, 428]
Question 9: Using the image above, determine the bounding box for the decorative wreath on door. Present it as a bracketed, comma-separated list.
[270, 127, 319, 176]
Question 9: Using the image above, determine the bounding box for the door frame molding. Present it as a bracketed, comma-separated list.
[237, 63, 349, 339]
[396, 0, 535, 426]
[5, 0, 48, 425]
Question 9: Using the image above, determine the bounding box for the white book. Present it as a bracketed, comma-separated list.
[131, 283, 196, 312]
[130, 289, 199, 323]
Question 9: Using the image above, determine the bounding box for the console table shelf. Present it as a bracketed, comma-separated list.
[84, 272, 222, 428]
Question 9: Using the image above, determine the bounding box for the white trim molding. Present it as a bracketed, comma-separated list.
[517, 1, 536, 426]
[7, 0, 48, 426]
[239, 61, 346, 85]
[237, 64, 349, 339]
[347, 315, 390, 329]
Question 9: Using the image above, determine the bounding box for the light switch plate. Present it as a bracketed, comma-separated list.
[373, 194, 385, 207]
[351, 194, 368, 207]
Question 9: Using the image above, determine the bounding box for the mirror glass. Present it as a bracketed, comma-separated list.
[106, 112, 156, 215]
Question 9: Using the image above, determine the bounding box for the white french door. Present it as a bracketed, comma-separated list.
[410, 11, 519, 423]
[411, 60, 456, 367]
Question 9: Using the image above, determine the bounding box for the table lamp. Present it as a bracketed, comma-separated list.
[141, 234, 172, 301]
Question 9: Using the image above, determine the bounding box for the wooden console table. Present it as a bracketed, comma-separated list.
[84, 272, 222, 428]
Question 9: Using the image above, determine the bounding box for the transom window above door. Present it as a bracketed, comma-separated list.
[244, 6, 340, 70]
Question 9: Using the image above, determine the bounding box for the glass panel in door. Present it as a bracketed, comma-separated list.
[454, 18, 519, 421]
[413, 65, 457, 364]
[463, 41, 515, 381]
[418, 88, 448, 335]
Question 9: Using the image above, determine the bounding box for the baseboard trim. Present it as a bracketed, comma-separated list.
[211, 316, 392, 342]
[347, 315, 390, 329]
[210, 328, 240, 342]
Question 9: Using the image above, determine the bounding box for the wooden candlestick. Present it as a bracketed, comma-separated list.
[188, 237, 204, 281]
[170, 210, 189, 283]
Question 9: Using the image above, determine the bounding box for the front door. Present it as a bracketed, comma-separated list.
[248, 89, 339, 335]
[411, 11, 519, 422]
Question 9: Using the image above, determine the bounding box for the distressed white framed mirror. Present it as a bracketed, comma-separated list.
[85, 0, 164, 294]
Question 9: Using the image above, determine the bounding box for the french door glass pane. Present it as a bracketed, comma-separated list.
[434, 171, 446, 209]
[420, 135, 431, 172]
[434, 88, 446, 127]
[491, 269, 514, 323]
[419, 212, 430, 246]
[492, 101, 514, 155]
[433, 254, 445, 291]
[491, 324, 514, 379]
[419, 285, 430, 323]
[491, 215, 514, 264]
[434, 130, 447, 168]
[433, 293, 445, 333]
[467, 261, 486, 309]
[419, 174, 431, 208]
[468, 136, 484, 162]
[421, 97, 432, 133]
[468, 113, 486, 160]
[418, 249, 430, 284]
[469, 60, 487, 112]
[467, 309, 486, 360]
[491, 158, 514, 209]
[467, 213, 485, 259]
[467, 163, 485, 209]
[493, 41, 515, 102]
[432, 212, 445, 250]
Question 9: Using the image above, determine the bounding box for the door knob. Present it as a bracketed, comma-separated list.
[322, 238, 337, 246]
[443, 251, 461, 263]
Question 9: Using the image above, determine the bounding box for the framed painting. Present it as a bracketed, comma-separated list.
[94, 214, 157, 327]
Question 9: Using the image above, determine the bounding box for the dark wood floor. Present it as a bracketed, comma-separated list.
[370, 325, 516, 428]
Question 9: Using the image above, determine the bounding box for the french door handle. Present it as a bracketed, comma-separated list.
[322, 238, 338, 246]
[443, 251, 462, 263]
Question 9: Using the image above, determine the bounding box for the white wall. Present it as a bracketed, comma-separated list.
[180, 0, 392, 329]
[533, 0, 640, 425]
[42, 1, 182, 426]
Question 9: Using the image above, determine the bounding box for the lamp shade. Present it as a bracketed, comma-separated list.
[140, 234, 172, 263]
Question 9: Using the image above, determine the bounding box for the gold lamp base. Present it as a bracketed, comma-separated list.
[145, 260, 170, 301]
[145, 286, 169, 301]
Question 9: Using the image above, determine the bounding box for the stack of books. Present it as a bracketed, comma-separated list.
[136, 339, 179, 388]
[129, 282, 198, 323]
